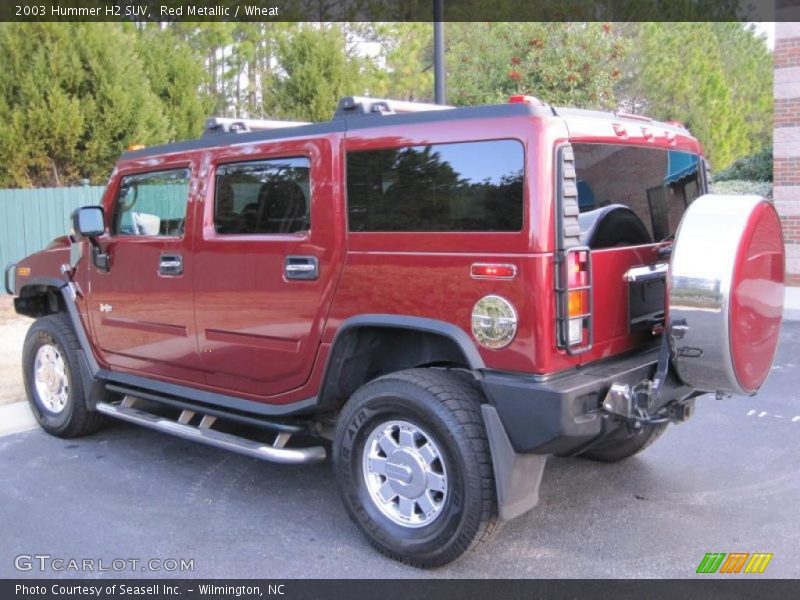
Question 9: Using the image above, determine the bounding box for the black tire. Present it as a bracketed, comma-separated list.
[333, 368, 499, 568]
[589, 209, 652, 249]
[578, 423, 668, 463]
[22, 313, 108, 438]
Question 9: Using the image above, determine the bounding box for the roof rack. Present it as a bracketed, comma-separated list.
[333, 96, 453, 120]
[203, 117, 310, 137]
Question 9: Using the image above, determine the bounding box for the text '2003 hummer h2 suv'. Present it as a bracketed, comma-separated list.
[6, 96, 786, 567]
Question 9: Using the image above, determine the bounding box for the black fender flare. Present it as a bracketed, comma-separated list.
[17, 277, 104, 409]
[321, 315, 545, 521]
[331, 314, 486, 369]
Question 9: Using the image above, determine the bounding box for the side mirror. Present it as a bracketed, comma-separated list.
[71, 206, 110, 272]
[72, 206, 105, 238]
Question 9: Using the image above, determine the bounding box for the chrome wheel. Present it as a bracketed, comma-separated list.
[33, 344, 69, 414]
[362, 419, 448, 528]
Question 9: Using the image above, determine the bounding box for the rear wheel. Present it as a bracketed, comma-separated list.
[333, 368, 498, 568]
[22, 313, 108, 438]
[578, 423, 668, 463]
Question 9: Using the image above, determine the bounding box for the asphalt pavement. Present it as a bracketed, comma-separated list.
[1, 323, 798, 579]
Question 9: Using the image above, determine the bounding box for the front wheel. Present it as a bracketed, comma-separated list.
[333, 368, 498, 568]
[22, 313, 108, 438]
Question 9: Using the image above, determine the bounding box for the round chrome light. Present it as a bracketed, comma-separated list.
[471, 295, 518, 349]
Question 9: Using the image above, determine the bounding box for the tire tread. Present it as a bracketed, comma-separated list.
[24, 313, 108, 438]
[335, 367, 500, 567]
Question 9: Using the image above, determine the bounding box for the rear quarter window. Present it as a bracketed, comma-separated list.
[346, 139, 524, 232]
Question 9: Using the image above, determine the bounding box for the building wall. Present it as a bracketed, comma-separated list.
[775, 18, 800, 286]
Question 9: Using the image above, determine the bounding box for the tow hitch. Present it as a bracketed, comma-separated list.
[601, 334, 696, 430]
[601, 382, 695, 430]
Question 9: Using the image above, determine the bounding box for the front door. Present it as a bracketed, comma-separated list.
[193, 136, 343, 399]
[87, 163, 203, 383]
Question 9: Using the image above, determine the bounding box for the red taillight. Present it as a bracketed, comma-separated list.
[559, 247, 592, 351]
[471, 263, 517, 280]
[568, 251, 590, 315]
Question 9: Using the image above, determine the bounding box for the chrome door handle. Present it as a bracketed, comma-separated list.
[159, 254, 183, 276]
[284, 256, 318, 280]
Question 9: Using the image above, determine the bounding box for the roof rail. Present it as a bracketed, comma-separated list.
[333, 96, 453, 120]
[203, 117, 310, 137]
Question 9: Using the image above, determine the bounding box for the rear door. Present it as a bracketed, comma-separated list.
[193, 135, 344, 399]
[87, 162, 203, 383]
[567, 138, 705, 360]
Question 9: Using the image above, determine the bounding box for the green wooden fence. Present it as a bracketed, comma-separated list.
[0, 186, 104, 269]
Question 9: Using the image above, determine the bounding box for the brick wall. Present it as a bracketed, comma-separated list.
[775, 18, 800, 286]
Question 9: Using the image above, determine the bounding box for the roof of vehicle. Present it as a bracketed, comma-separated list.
[121, 96, 693, 161]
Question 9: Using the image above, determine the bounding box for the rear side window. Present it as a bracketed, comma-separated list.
[346, 140, 524, 232]
[214, 157, 311, 235]
[572, 143, 702, 247]
[113, 169, 190, 237]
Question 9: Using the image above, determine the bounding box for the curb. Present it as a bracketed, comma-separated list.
[785, 287, 800, 323]
[0, 401, 38, 437]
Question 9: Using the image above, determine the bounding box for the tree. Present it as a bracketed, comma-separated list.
[0, 23, 169, 187]
[616, 22, 769, 169]
[137, 24, 213, 140]
[268, 25, 365, 122]
[711, 22, 772, 156]
[353, 22, 435, 101]
[446, 22, 629, 109]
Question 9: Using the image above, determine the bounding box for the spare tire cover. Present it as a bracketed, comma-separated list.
[668, 194, 785, 395]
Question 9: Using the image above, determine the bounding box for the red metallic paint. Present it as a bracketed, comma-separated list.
[14, 104, 707, 405]
[192, 134, 345, 397]
[88, 156, 203, 382]
[729, 201, 786, 393]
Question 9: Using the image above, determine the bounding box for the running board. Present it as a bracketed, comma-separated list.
[96, 399, 326, 464]
[103, 383, 307, 434]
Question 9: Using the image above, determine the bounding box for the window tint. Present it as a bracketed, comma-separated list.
[572, 144, 702, 247]
[113, 169, 190, 237]
[214, 158, 310, 235]
[347, 140, 524, 232]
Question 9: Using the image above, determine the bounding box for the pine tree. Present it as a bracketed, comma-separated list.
[0, 23, 169, 187]
[617, 22, 765, 169]
[268, 25, 364, 122]
[136, 23, 213, 140]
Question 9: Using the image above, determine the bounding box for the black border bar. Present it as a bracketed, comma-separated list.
[0, 0, 781, 23]
[4, 579, 800, 600]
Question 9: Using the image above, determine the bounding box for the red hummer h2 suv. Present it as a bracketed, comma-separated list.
[6, 96, 785, 567]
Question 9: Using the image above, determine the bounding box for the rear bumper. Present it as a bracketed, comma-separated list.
[480, 346, 681, 455]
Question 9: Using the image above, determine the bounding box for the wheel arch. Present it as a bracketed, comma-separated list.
[16, 277, 104, 408]
[317, 315, 485, 410]
[14, 277, 68, 319]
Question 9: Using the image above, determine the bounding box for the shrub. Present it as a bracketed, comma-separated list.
[713, 147, 772, 182]
[710, 179, 772, 198]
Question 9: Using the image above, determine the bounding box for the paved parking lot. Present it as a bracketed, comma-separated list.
[0, 323, 798, 579]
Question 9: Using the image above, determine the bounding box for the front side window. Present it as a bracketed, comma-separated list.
[347, 140, 524, 232]
[113, 169, 190, 237]
[214, 158, 311, 235]
[572, 144, 702, 248]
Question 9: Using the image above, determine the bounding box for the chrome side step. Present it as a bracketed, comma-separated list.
[96, 398, 326, 464]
